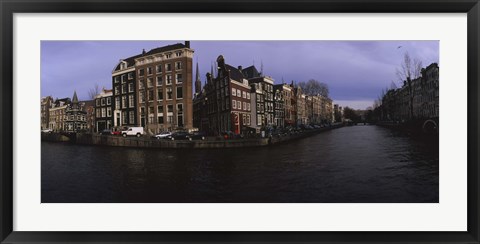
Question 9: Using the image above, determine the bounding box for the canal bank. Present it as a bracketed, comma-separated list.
[41, 124, 344, 149]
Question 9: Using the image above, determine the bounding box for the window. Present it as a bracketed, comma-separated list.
[176, 73, 183, 83]
[129, 95, 134, 108]
[157, 105, 163, 114]
[243, 91, 246, 98]
[139, 80, 145, 89]
[175, 62, 182, 70]
[128, 73, 133, 80]
[247, 114, 251, 125]
[243, 102, 246, 110]
[114, 86, 120, 95]
[147, 78, 153, 88]
[238, 101, 242, 110]
[167, 115, 173, 124]
[167, 105, 174, 113]
[128, 83, 134, 93]
[107, 107, 112, 117]
[122, 111, 127, 124]
[166, 75, 172, 85]
[158, 116, 164, 124]
[237, 90, 241, 97]
[96, 99, 100, 106]
[156, 65, 162, 73]
[115, 97, 120, 109]
[166, 53, 172, 59]
[96, 109, 100, 118]
[120, 74, 126, 83]
[177, 103, 183, 112]
[165, 63, 172, 72]
[166, 87, 173, 100]
[121, 84, 126, 94]
[129, 111, 135, 124]
[232, 100, 236, 109]
[139, 93, 145, 103]
[114, 76, 120, 83]
[122, 96, 127, 108]
[232, 88, 236, 96]
[257, 114, 262, 126]
[176, 87, 183, 99]
[138, 69, 145, 77]
[225, 87, 229, 95]
[175, 52, 182, 57]
[147, 67, 153, 75]
[148, 90, 154, 101]
[156, 76, 163, 86]
[106, 97, 111, 105]
[157, 90, 163, 100]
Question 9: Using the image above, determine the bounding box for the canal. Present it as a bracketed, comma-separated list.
[41, 125, 439, 203]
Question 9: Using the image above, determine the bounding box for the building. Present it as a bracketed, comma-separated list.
[81, 100, 95, 132]
[111, 42, 194, 134]
[65, 91, 87, 132]
[273, 83, 294, 127]
[273, 85, 284, 128]
[41, 96, 53, 130]
[242, 65, 275, 129]
[48, 97, 71, 131]
[94, 88, 113, 132]
[136, 42, 194, 133]
[112, 50, 140, 129]
[203, 55, 252, 135]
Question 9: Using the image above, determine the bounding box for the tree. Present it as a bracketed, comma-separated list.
[298, 79, 329, 97]
[343, 106, 360, 122]
[88, 83, 100, 100]
[396, 52, 422, 120]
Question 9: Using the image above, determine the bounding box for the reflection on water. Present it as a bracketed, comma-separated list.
[42, 126, 439, 203]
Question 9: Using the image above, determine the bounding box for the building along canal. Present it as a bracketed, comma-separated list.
[41, 125, 439, 203]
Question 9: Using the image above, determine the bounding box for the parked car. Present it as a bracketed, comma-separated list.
[121, 127, 144, 137]
[99, 129, 112, 135]
[111, 130, 122, 136]
[152, 131, 172, 140]
[189, 131, 206, 140]
[41, 129, 53, 133]
[166, 131, 191, 141]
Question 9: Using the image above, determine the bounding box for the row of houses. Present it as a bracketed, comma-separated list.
[377, 63, 439, 122]
[41, 41, 345, 134]
[193, 55, 339, 135]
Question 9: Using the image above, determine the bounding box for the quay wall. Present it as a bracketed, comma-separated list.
[42, 124, 344, 149]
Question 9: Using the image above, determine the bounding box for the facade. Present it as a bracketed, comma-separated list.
[94, 88, 113, 132]
[112, 51, 139, 129]
[65, 91, 87, 132]
[136, 42, 194, 133]
[273, 85, 285, 128]
[81, 100, 95, 132]
[111, 42, 194, 133]
[48, 97, 71, 131]
[273, 83, 294, 127]
[203, 55, 252, 135]
[243, 65, 275, 128]
[41, 96, 53, 130]
[379, 63, 439, 122]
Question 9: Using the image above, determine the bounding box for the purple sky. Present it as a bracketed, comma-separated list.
[41, 40, 438, 109]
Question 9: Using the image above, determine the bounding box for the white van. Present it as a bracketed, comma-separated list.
[121, 127, 144, 137]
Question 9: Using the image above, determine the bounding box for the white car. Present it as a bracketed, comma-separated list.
[153, 131, 172, 140]
[121, 127, 144, 137]
[41, 129, 53, 133]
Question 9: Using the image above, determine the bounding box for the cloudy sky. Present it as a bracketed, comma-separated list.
[41, 40, 438, 110]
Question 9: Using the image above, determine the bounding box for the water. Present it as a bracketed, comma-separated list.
[41, 126, 439, 203]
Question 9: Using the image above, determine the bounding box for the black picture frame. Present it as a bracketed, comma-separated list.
[1, 0, 479, 243]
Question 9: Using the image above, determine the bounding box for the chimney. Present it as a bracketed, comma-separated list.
[142, 49, 146, 55]
[238, 65, 242, 71]
[185, 41, 190, 48]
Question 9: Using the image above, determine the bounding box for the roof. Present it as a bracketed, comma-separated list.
[113, 43, 188, 72]
[225, 64, 245, 82]
[144, 43, 187, 56]
[242, 65, 261, 79]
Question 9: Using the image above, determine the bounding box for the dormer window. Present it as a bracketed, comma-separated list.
[175, 52, 182, 57]
[166, 53, 172, 59]
[120, 62, 126, 70]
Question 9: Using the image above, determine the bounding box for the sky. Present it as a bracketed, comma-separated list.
[41, 40, 438, 110]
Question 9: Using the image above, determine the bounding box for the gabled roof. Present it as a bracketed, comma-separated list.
[225, 64, 245, 82]
[242, 65, 261, 79]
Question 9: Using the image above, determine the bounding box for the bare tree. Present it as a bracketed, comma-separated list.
[88, 83, 100, 100]
[396, 52, 422, 120]
[298, 79, 330, 97]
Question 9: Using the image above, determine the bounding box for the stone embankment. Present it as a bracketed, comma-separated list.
[42, 124, 344, 149]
